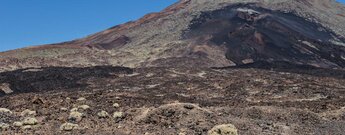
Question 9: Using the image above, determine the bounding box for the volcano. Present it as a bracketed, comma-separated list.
[1, 0, 345, 134]
[1, 0, 345, 71]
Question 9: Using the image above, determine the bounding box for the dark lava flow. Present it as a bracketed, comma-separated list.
[184, 4, 345, 68]
[0, 66, 133, 96]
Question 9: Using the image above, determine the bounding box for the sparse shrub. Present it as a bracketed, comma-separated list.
[208, 124, 238, 135]
[60, 123, 79, 131]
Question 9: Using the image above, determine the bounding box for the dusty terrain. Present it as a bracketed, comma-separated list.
[1, 64, 345, 134]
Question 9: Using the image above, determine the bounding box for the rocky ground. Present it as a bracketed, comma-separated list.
[0, 64, 344, 134]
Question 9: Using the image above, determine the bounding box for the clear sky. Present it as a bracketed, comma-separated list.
[0, 0, 177, 51]
[0, 0, 344, 52]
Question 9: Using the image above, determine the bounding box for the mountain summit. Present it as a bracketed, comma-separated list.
[1, 0, 345, 71]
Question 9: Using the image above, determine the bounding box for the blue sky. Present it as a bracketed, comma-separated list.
[0, 0, 177, 51]
[0, 0, 344, 52]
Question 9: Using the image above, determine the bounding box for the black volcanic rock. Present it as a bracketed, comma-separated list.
[184, 3, 345, 67]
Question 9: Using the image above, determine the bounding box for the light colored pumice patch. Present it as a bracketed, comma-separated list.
[0, 108, 12, 114]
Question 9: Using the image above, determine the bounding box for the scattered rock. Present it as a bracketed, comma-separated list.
[21, 109, 37, 117]
[60, 123, 79, 131]
[113, 103, 120, 108]
[0, 83, 13, 94]
[97, 111, 109, 118]
[0, 123, 10, 130]
[78, 105, 90, 110]
[13, 121, 23, 127]
[208, 124, 238, 135]
[23, 117, 38, 125]
[68, 111, 83, 122]
[0, 108, 12, 114]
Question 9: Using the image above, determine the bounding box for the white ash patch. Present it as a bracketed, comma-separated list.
[236, 8, 260, 15]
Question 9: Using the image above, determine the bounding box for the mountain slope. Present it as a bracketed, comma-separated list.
[1, 0, 345, 72]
